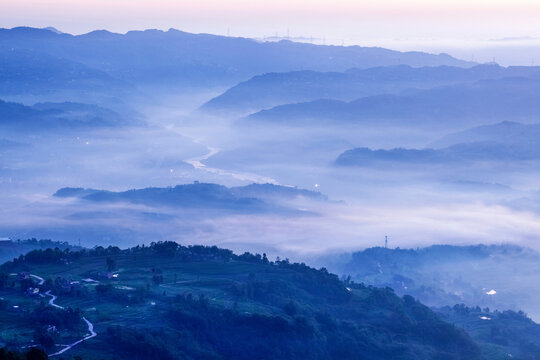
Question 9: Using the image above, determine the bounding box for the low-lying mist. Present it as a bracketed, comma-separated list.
[3, 89, 540, 263]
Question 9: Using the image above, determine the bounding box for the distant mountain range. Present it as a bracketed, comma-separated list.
[54, 182, 327, 213]
[0, 138, 27, 150]
[335, 142, 540, 166]
[202, 64, 540, 115]
[0, 183, 329, 247]
[0, 27, 474, 91]
[333, 244, 540, 322]
[0, 49, 133, 96]
[0, 99, 131, 129]
[431, 121, 540, 148]
[336, 121, 540, 166]
[246, 77, 540, 128]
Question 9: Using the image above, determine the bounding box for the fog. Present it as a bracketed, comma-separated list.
[3, 85, 540, 263]
[2, 27, 540, 262]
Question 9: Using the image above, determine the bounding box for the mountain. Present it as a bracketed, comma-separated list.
[0, 27, 474, 89]
[436, 305, 540, 360]
[0, 138, 27, 150]
[231, 183, 327, 202]
[246, 77, 540, 128]
[1, 184, 328, 248]
[334, 141, 540, 166]
[0, 49, 131, 94]
[42, 27, 63, 34]
[0, 238, 78, 264]
[201, 64, 540, 115]
[0, 242, 482, 359]
[54, 182, 326, 213]
[0, 49, 137, 107]
[335, 245, 540, 321]
[431, 121, 540, 148]
[335, 119, 540, 167]
[0, 99, 132, 129]
[32, 101, 127, 124]
[0, 98, 41, 123]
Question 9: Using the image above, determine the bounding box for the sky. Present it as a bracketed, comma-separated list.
[2, 0, 540, 64]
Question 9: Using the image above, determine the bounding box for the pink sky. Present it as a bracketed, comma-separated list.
[2, 0, 539, 37]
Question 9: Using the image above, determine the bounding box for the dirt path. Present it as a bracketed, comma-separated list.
[30, 274, 44, 285]
[44, 290, 64, 309]
[49, 317, 97, 357]
[37, 278, 97, 356]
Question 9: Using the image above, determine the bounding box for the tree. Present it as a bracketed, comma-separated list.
[283, 301, 297, 316]
[0, 348, 48, 360]
[0, 273, 8, 289]
[106, 257, 116, 272]
[152, 275, 163, 285]
[96, 284, 113, 297]
[35, 331, 55, 350]
[26, 348, 48, 360]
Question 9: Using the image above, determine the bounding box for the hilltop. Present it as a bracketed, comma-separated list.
[0, 242, 481, 360]
[0, 99, 133, 130]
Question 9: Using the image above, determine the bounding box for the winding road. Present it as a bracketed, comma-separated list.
[29, 274, 44, 285]
[49, 317, 97, 357]
[32, 274, 97, 357]
[44, 290, 64, 309]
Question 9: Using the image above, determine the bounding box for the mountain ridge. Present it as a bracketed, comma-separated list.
[202, 64, 540, 115]
[246, 76, 540, 128]
[0, 27, 475, 89]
